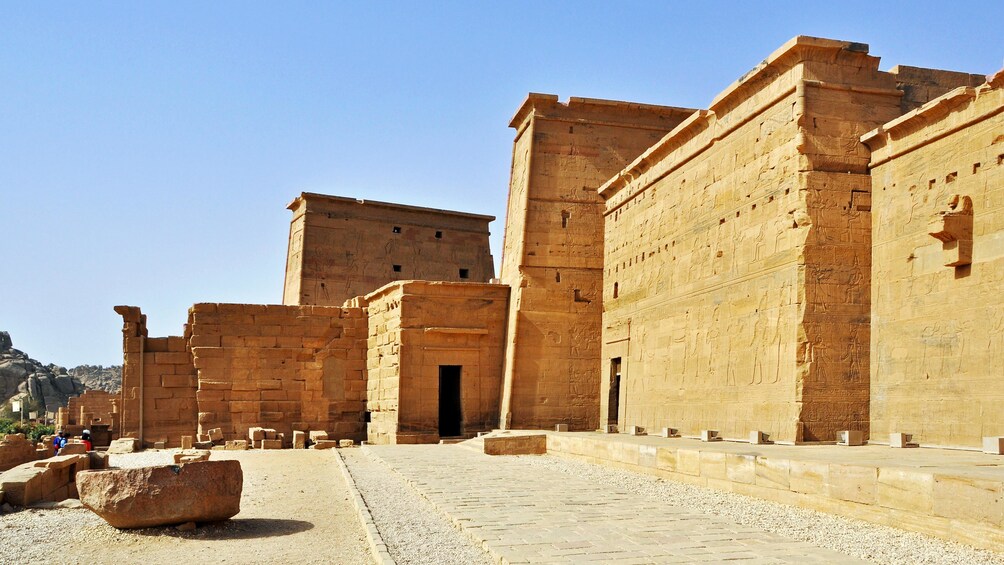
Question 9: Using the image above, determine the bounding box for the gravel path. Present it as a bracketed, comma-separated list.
[523, 453, 1004, 565]
[1, 450, 371, 565]
[341, 448, 493, 565]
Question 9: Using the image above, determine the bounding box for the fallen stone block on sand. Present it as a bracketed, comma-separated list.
[107, 438, 140, 454]
[77, 460, 243, 529]
[259, 439, 282, 450]
[311, 440, 338, 450]
[172, 450, 211, 464]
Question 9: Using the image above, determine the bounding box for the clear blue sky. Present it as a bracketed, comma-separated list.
[2, 2, 1002, 367]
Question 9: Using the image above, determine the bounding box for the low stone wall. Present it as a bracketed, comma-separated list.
[0, 453, 90, 506]
[546, 432, 1004, 553]
[484, 434, 546, 456]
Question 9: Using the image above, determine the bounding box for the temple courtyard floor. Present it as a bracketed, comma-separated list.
[2, 438, 1004, 564]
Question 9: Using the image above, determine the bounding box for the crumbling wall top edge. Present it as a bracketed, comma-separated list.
[296, 192, 495, 222]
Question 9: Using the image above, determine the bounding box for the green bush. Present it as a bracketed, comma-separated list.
[0, 419, 55, 442]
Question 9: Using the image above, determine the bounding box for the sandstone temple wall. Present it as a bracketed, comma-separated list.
[188, 302, 369, 445]
[111, 36, 996, 452]
[283, 192, 495, 307]
[367, 281, 509, 444]
[497, 95, 695, 431]
[114, 306, 198, 448]
[596, 37, 975, 443]
[863, 71, 1004, 449]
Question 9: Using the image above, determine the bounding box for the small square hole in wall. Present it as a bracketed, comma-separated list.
[459, 268, 469, 279]
[435, 231, 443, 239]
[392, 226, 401, 233]
[393, 264, 402, 272]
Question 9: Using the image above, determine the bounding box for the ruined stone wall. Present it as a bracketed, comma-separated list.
[598, 37, 918, 443]
[864, 72, 1004, 448]
[283, 193, 495, 307]
[188, 303, 369, 445]
[366, 286, 403, 445]
[0, 434, 39, 473]
[498, 95, 695, 431]
[63, 390, 116, 430]
[114, 306, 198, 448]
[367, 281, 509, 444]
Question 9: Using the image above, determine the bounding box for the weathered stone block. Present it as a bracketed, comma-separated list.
[484, 435, 546, 456]
[59, 443, 87, 455]
[790, 460, 828, 495]
[172, 450, 211, 464]
[726, 453, 756, 484]
[700, 430, 722, 442]
[260, 439, 282, 450]
[890, 433, 918, 448]
[77, 461, 242, 529]
[983, 437, 1004, 455]
[827, 464, 877, 504]
[755, 457, 790, 490]
[837, 430, 864, 446]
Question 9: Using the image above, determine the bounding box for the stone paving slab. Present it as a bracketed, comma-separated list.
[365, 445, 864, 564]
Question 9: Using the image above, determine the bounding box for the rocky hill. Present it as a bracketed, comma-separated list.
[0, 331, 97, 413]
[68, 364, 122, 393]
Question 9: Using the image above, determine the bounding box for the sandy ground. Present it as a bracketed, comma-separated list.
[0, 449, 371, 565]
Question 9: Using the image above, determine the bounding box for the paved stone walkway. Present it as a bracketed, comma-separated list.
[365, 445, 864, 564]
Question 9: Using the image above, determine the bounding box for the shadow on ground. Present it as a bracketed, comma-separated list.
[130, 518, 315, 540]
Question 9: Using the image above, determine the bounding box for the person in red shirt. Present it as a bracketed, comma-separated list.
[81, 429, 93, 451]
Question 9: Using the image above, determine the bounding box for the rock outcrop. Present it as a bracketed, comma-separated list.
[77, 460, 243, 528]
[68, 364, 122, 394]
[0, 331, 85, 412]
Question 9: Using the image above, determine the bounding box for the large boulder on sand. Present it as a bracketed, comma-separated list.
[76, 460, 243, 528]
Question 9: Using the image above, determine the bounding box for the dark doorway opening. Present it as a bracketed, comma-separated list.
[608, 358, 622, 427]
[439, 365, 463, 437]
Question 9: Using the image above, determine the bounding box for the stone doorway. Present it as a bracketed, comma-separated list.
[439, 365, 463, 437]
[608, 357, 621, 428]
